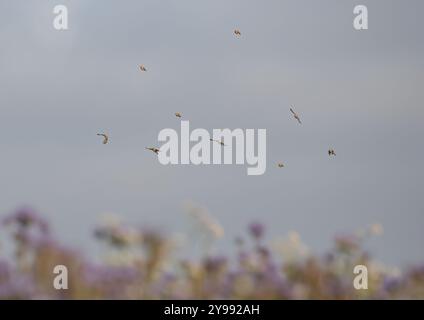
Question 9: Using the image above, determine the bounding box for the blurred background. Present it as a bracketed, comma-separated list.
[0, 0, 423, 274]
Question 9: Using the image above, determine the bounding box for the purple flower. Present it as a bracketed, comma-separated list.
[0, 274, 37, 299]
[0, 261, 10, 280]
[383, 277, 403, 292]
[257, 245, 270, 258]
[334, 234, 360, 253]
[3, 207, 49, 234]
[83, 264, 138, 285]
[248, 222, 265, 239]
[237, 251, 250, 267]
[204, 256, 228, 273]
[408, 265, 424, 281]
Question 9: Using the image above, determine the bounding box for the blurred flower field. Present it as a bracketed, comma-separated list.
[0, 207, 423, 299]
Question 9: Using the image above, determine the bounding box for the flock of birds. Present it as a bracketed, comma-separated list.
[96, 29, 336, 168]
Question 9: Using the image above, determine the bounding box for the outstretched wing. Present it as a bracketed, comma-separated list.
[97, 134, 108, 144]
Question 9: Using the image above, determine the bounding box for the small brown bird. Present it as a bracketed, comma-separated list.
[210, 138, 226, 146]
[146, 147, 160, 154]
[277, 163, 285, 168]
[175, 112, 182, 118]
[234, 29, 241, 36]
[97, 133, 109, 144]
[328, 149, 336, 156]
[139, 64, 147, 72]
[290, 107, 302, 124]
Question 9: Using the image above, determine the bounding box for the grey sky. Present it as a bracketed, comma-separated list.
[0, 0, 423, 265]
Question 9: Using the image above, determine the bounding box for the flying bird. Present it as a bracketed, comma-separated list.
[146, 147, 160, 154]
[175, 112, 182, 118]
[328, 149, 336, 156]
[277, 163, 285, 168]
[290, 107, 302, 124]
[139, 64, 147, 72]
[234, 29, 241, 36]
[97, 133, 109, 145]
[210, 138, 226, 146]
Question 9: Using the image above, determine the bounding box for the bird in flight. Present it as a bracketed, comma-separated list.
[290, 107, 302, 124]
[175, 112, 182, 118]
[210, 138, 226, 146]
[97, 133, 109, 144]
[277, 163, 285, 168]
[328, 149, 336, 156]
[146, 147, 160, 155]
[139, 64, 147, 72]
[234, 29, 241, 37]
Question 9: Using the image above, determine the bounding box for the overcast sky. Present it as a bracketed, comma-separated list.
[0, 0, 423, 266]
